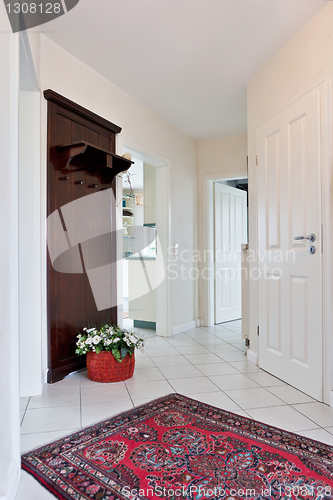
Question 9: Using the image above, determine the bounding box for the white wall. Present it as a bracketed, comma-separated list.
[26, 35, 198, 383]
[197, 135, 248, 323]
[247, 2, 333, 402]
[19, 91, 43, 397]
[0, 3, 21, 499]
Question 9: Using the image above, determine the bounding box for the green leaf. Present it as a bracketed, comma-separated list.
[112, 348, 122, 362]
[120, 346, 128, 359]
[95, 346, 101, 354]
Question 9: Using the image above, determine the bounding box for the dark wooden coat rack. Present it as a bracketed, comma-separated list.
[44, 90, 131, 383]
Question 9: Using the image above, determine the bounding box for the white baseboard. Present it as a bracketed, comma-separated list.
[195, 319, 201, 327]
[0, 459, 20, 500]
[172, 320, 197, 336]
[43, 368, 49, 385]
[247, 349, 258, 365]
[330, 391, 333, 408]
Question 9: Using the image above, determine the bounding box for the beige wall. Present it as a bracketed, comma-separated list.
[197, 135, 248, 322]
[198, 135, 247, 176]
[28, 35, 198, 376]
[247, 2, 333, 401]
[248, 3, 333, 127]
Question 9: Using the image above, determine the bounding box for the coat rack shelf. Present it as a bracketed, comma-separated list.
[57, 141, 133, 173]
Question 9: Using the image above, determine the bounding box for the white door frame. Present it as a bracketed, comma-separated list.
[116, 136, 172, 337]
[201, 170, 248, 327]
[324, 78, 333, 406]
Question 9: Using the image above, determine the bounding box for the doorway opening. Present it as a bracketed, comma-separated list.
[122, 157, 157, 331]
[212, 177, 248, 326]
[117, 144, 171, 337]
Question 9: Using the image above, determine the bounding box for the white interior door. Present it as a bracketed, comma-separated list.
[214, 183, 247, 324]
[257, 85, 323, 400]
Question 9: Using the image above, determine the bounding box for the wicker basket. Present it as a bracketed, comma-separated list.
[86, 351, 135, 383]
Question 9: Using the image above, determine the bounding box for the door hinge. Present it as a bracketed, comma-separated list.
[257, 325, 260, 336]
[256, 155, 258, 166]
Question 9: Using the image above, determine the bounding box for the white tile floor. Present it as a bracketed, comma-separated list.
[16, 320, 333, 499]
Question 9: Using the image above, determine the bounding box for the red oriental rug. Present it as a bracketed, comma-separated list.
[22, 393, 333, 500]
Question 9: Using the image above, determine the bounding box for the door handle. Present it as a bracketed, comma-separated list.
[294, 233, 316, 242]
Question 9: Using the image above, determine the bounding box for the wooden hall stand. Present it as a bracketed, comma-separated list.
[44, 90, 132, 383]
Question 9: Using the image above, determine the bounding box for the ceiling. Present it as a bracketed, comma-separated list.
[42, 0, 329, 140]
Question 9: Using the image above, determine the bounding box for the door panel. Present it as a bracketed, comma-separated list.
[214, 183, 247, 324]
[266, 131, 280, 249]
[257, 85, 323, 400]
[290, 275, 308, 365]
[266, 273, 281, 354]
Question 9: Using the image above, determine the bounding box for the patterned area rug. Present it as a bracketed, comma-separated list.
[22, 393, 333, 500]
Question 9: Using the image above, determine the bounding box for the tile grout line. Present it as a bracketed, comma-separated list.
[20, 397, 30, 426]
[123, 380, 135, 407]
[217, 385, 326, 433]
[285, 401, 329, 431]
[129, 347, 175, 398]
[21, 321, 333, 447]
[184, 331, 317, 417]
[141, 332, 231, 395]
[222, 361, 326, 429]
[79, 377, 82, 429]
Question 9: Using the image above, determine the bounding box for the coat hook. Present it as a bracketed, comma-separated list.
[76, 180, 84, 185]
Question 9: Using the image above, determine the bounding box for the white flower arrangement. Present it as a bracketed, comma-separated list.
[75, 324, 144, 363]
